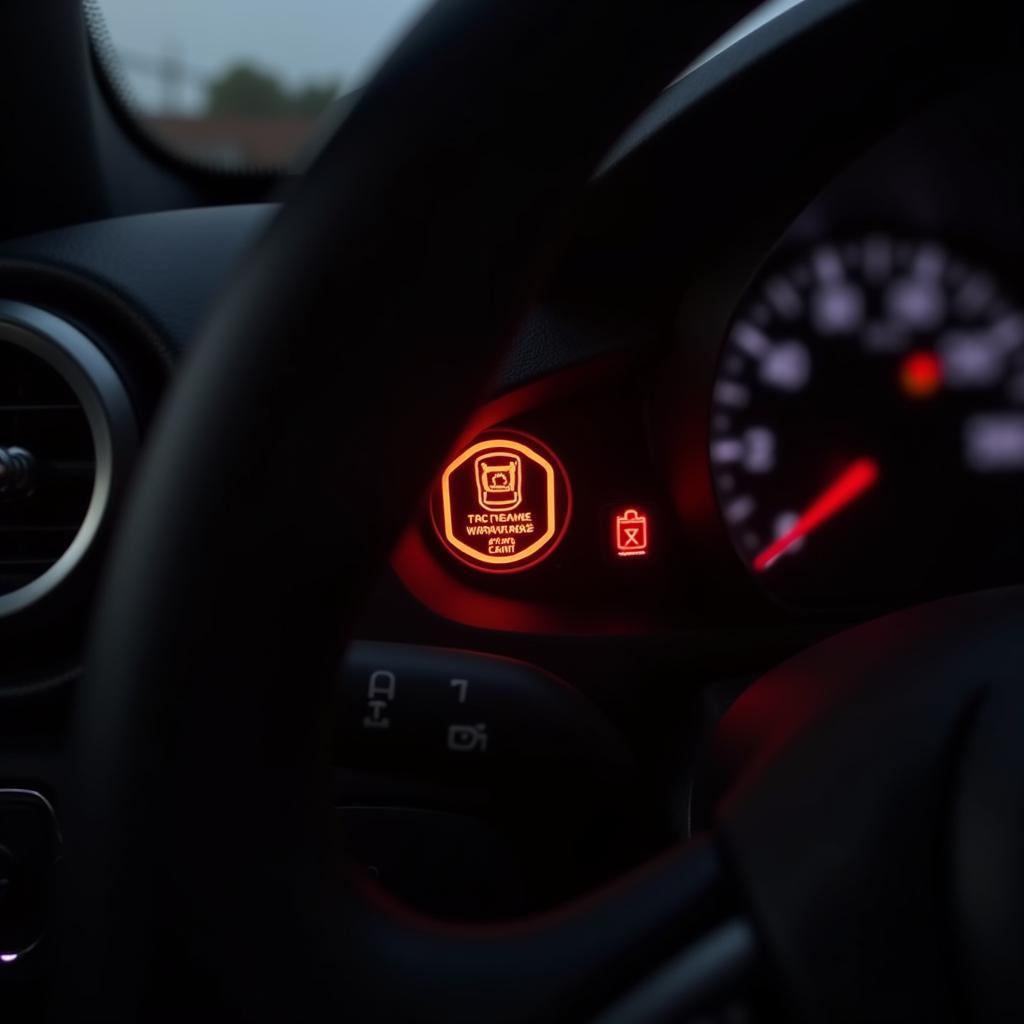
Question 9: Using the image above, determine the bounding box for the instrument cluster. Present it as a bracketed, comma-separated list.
[710, 233, 1024, 610]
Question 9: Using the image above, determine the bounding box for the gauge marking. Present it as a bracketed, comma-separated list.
[887, 277, 946, 332]
[963, 413, 1024, 472]
[711, 438, 744, 464]
[741, 427, 776, 473]
[713, 380, 750, 408]
[811, 282, 865, 335]
[724, 496, 756, 524]
[759, 341, 810, 392]
[939, 330, 1007, 388]
[812, 245, 844, 282]
[772, 513, 802, 556]
[731, 321, 770, 359]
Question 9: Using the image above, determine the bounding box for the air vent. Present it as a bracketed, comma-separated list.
[0, 303, 136, 618]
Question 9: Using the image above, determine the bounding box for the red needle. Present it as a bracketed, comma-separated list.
[753, 457, 880, 572]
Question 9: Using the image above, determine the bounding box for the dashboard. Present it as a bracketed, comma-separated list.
[0, 0, 1022, 979]
[386, 66, 1024, 638]
[402, 221, 1024, 631]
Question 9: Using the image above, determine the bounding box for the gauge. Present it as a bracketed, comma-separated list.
[710, 234, 1024, 609]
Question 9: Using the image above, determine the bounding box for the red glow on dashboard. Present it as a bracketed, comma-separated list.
[392, 526, 645, 635]
[614, 509, 649, 557]
[390, 357, 648, 634]
[753, 457, 879, 571]
[900, 350, 943, 398]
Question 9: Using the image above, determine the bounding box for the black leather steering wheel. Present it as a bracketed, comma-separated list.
[57, 0, 1024, 1020]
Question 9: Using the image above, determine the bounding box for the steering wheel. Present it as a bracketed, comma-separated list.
[57, 0, 1023, 1020]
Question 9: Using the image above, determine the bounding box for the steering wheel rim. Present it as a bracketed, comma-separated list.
[59, 1, 765, 1020]
[59, 0, 1024, 1018]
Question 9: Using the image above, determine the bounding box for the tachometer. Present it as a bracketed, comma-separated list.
[710, 234, 1024, 609]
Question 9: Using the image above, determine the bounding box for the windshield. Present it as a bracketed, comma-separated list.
[87, 0, 428, 168]
[87, 0, 804, 172]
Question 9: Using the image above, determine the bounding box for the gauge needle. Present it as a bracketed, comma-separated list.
[753, 457, 880, 572]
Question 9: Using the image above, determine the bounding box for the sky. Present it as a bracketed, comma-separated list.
[95, 0, 803, 115]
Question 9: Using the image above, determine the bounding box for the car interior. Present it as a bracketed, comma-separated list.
[1, 0, 1022, 1020]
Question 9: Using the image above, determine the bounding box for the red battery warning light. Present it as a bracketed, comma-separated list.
[614, 509, 649, 557]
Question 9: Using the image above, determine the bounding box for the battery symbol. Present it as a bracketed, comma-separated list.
[615, 509, 648, 557]
[474, 452, 522, 511]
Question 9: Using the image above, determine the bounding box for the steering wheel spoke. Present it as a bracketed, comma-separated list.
[343, 836, 751, 1023]
[190, 830, 753, 1021]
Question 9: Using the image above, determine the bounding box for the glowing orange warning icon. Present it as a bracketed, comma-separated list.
[434, 434, 570, 572]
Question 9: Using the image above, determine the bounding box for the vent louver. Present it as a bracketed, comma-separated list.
[0, 343, 94, 596]
[0, 304, 136, 618]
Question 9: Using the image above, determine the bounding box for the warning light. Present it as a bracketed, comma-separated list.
[475, 452, 522, 510]
[433, 433, 570, 572]
[614, 509, 648, 557]
[900, 350, 943, 399]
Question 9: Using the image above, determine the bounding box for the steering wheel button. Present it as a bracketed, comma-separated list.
[337, 642, 629, 778]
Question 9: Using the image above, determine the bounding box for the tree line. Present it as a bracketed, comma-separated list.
[206, 62, 341, 117]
